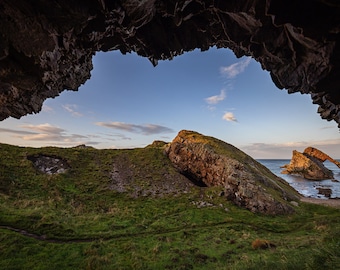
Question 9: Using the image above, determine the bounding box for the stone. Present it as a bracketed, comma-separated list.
[251, 239, 276, 250]
[317, 187, 332, 198]
[304, 147, 340, 168]
[281, 148, 337, 180]
[166, 130, 299, 215]
[290, 201, 299, 207]
[0, 1, 339, 126]
[27, 154, 70, 175]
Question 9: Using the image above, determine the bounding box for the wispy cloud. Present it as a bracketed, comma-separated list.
[0, 123, 101, 146]
[95, 121, 174, 135]
[42, 105, 54, 113]
[63, 104, 83, 117]
[18, 123, 87, 142]
[222, 112, 238, 122]
[205, 89, 226, 105]
[0, 127, 36, 135]
[241, 139, 340, 159]
[20, 123, 65, 135]
[99, 132, 132, 141]
[220, 57, 251, 79]
[206, 58, 251, 121]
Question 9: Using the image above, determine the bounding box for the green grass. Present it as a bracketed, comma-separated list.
[0, 143, 339, 269]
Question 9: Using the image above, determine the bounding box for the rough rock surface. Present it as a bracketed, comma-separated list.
[166, 130, 299, 214]
[0, 1, 339, 126]
[281, 148, 337, 180]
[27, 154, 70, 175]
[304, 147, 340, 168]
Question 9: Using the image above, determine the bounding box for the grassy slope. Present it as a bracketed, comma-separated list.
[0, 143, 339, 270]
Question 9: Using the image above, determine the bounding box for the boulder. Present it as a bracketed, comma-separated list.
[281, 148, 337, 180]
[166, 130, 299, 215]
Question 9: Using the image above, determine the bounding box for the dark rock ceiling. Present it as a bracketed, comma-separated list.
[0, 0, 339, 126]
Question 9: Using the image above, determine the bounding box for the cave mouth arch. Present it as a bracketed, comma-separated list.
[0, 47, 338, 158]
[0, 0, 339, 127]
[181, 170, 208, 188]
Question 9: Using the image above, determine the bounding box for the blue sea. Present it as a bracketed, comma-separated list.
[257, 159, 340, 199]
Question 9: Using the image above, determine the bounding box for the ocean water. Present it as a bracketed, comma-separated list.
[257, 159, 340, 199]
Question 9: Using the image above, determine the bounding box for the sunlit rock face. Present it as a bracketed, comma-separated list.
[303, 147, 340, 167]
[0, 0, 339, 125]
[282, 147, 340, 180]
[166, 130, 299, 215]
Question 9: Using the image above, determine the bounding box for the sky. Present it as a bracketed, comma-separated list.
[0, 47, 339, 158]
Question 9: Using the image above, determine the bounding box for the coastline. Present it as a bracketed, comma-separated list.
[300, 197, 340, 209]
[257, 159, 340, 200]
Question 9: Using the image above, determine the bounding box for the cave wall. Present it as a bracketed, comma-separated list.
[0, 0, 339, 125]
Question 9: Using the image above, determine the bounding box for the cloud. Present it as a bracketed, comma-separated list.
[99, 132, 132, 141]
[62, 104, 83, 117]
[0, 127, 36, 135]
[0, 123, 100, 146]
[241, 139, 340, 159]
[0, 123, 128, 148]
[0, 125, 63, 141]
[205, 89, 226, 105]
[42, 105, 54, 113]
[20, 123, 65, 135]
[222, 112, 238, 122]
[220, 57, 251, 79]
[95, 121, 174, 135]
[18, 123, 82, 142]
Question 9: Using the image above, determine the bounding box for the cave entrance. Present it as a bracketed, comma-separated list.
[181, 170, 208, 187]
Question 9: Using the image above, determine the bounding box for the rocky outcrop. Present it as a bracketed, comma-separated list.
[27, 154, 70, 175]
[281, 147, 339, 180]
[0, 1, 339, 126]
[166, 130, 299, 214]
[304, 147, 340, 168]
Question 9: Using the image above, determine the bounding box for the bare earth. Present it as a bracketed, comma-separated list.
[300, 197, 340, 209]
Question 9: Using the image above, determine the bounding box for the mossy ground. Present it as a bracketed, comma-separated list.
[0, 143, 339, 269]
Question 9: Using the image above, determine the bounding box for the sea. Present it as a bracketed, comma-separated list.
[257, 159, 340, 199]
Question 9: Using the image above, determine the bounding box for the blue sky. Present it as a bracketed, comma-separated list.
[0, 47, 339, 158]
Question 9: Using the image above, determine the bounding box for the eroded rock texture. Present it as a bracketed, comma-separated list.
[304, 146, 340, 167]
[0, 0, 339, 124]
[27, 154, 70, 175]
[166, 130, 299, 214]
[281, 147, 339, 180]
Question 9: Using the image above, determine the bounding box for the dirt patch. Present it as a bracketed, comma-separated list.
[108, 153, 195, 198]
[300, 197, 340, 209]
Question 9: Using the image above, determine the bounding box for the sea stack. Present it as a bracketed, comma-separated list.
[281, 147, 340, 180]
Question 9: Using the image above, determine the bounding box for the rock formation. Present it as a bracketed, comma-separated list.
[166, 130, 299, 214]
[304, 147, 340, 167]
[27, 154, 70, 175]
[0, 1, 339, 126]
[281, 147, 340, 180]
